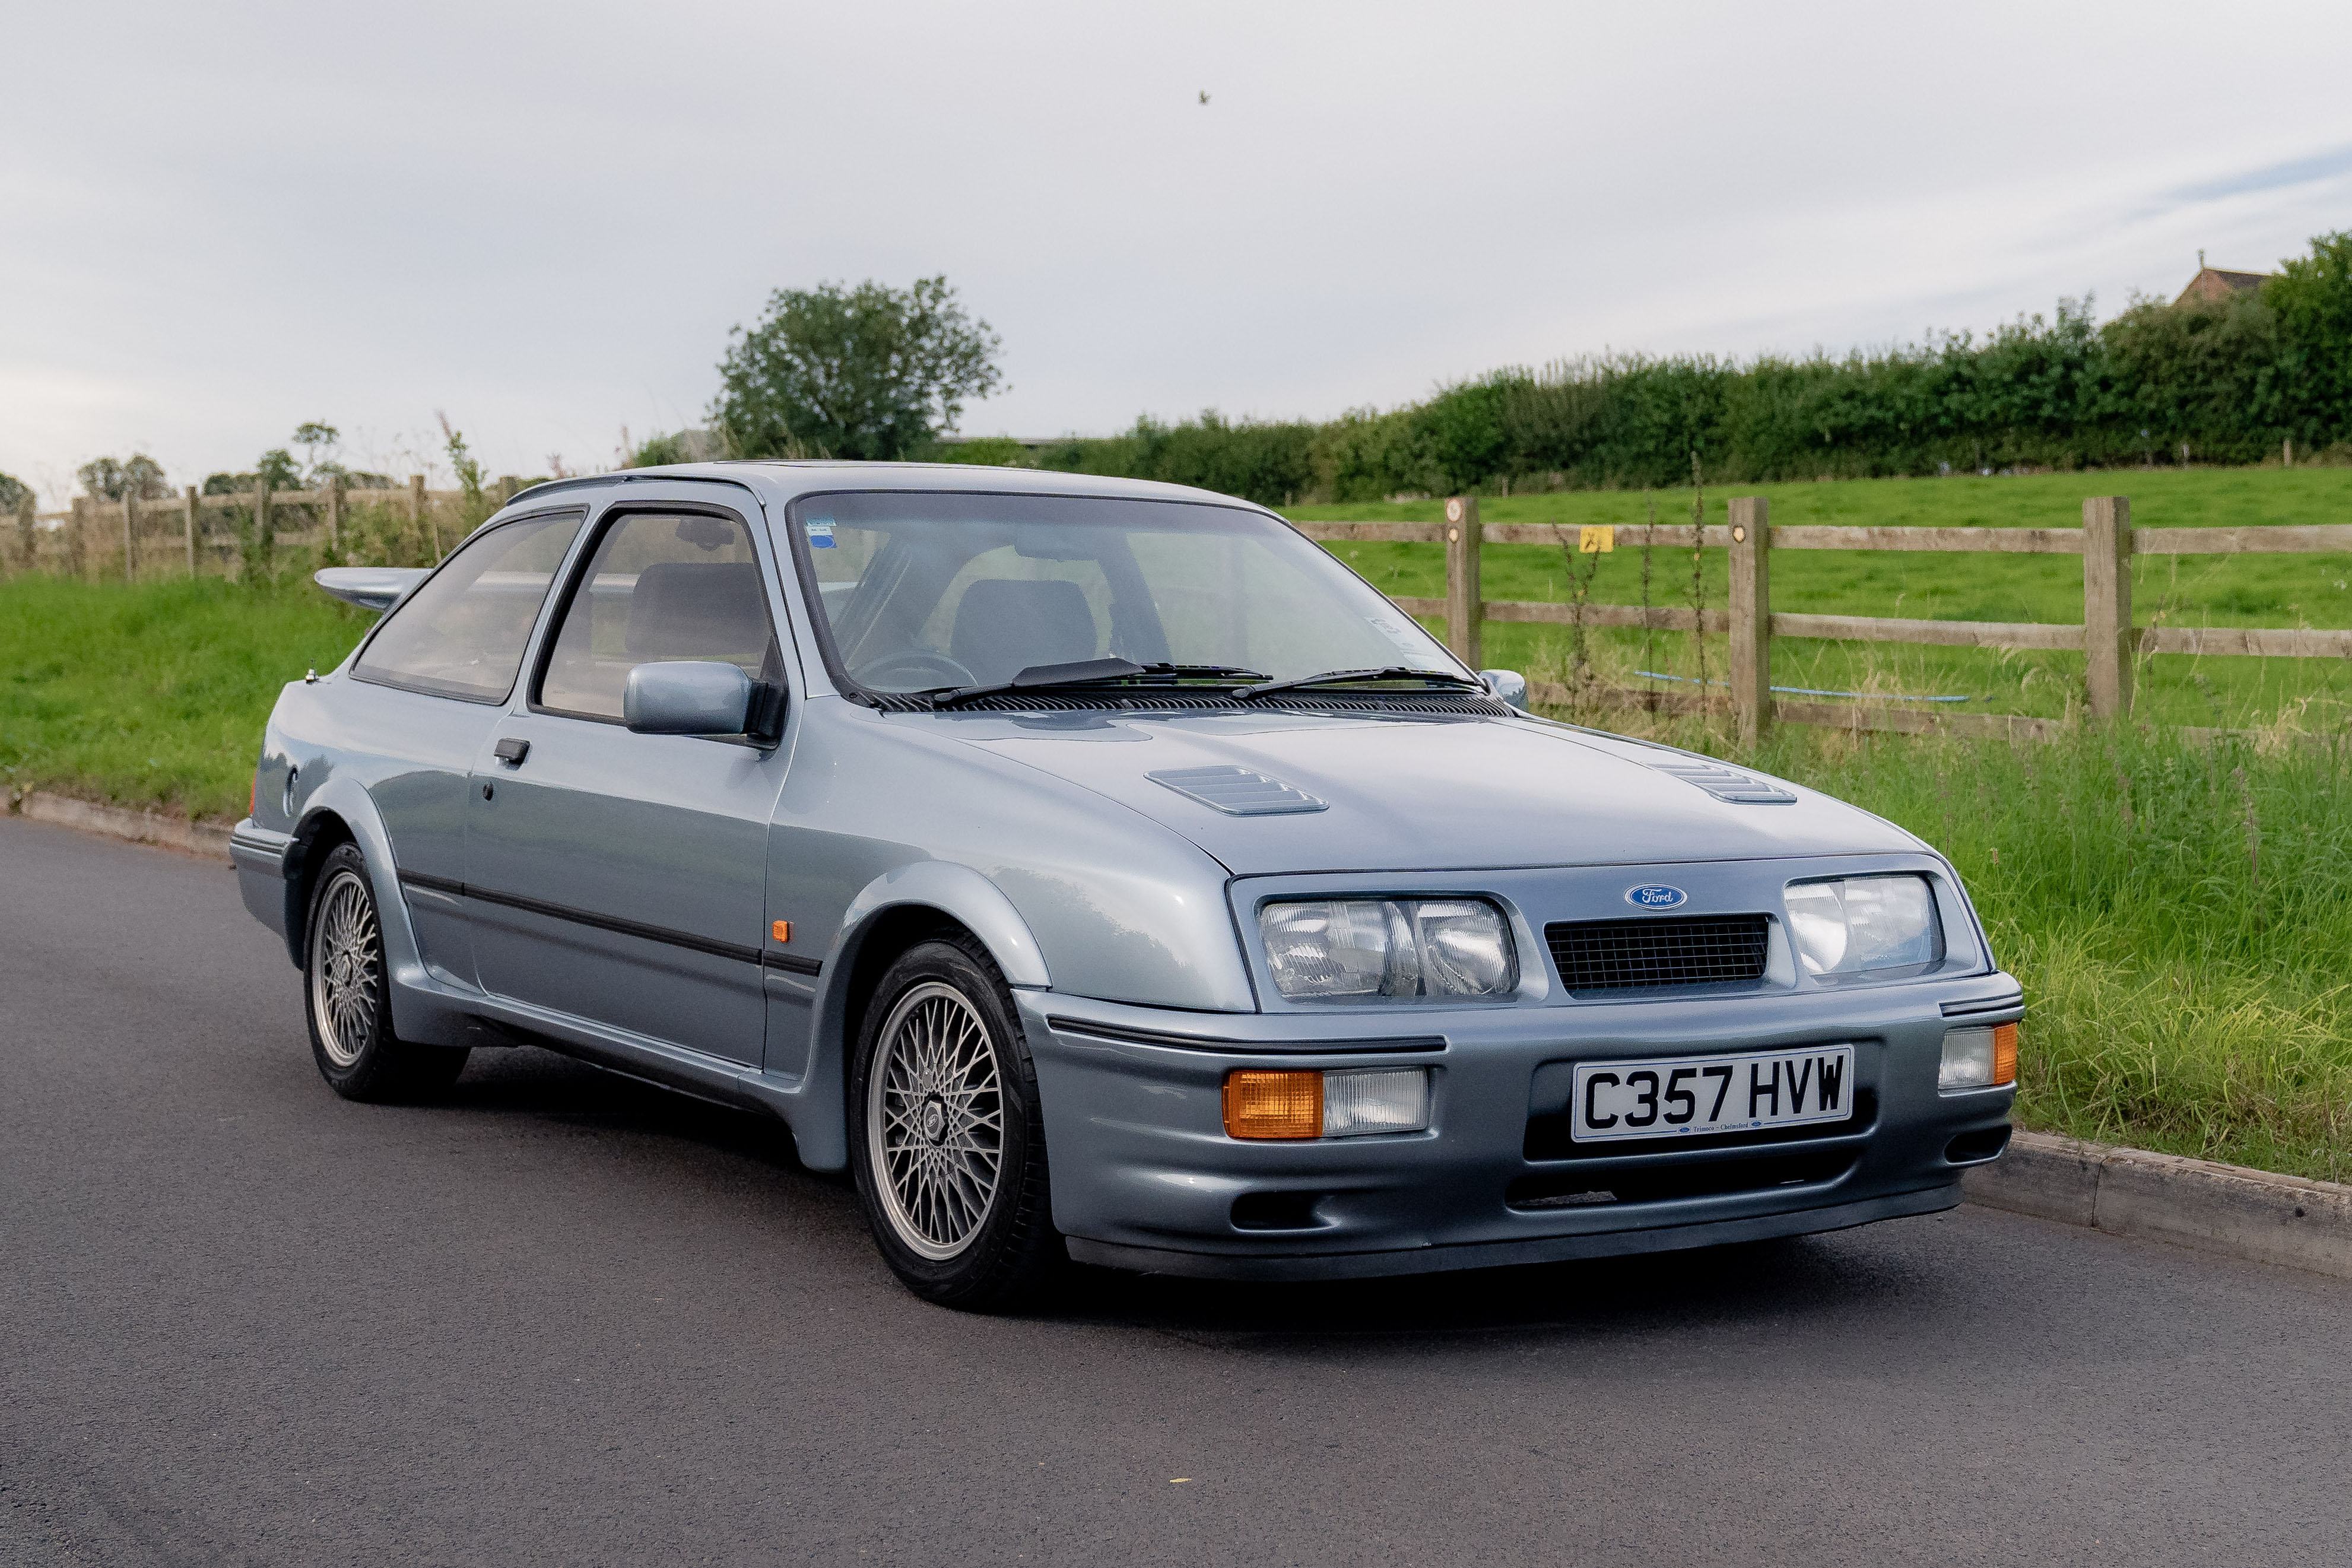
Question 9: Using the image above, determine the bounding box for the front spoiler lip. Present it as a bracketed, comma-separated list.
[1065, 1182, 1963, 1281]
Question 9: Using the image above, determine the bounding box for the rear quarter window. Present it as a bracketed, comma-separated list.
[353, 511, 588, 702]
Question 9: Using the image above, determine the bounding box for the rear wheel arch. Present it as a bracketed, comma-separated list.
[284, 809, 358, 967]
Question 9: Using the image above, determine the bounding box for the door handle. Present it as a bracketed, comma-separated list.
[494, 738, 530, 766]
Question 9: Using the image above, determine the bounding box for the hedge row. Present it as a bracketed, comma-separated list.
[1007, 232, 2352, 506]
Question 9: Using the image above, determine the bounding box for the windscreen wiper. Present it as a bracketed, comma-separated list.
[929, 659, 1271, 709]
[1234, 665, 1493, 702]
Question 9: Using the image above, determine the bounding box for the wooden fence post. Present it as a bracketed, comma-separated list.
[69, 496, 90, 579]
[409, 475, 431, 558]
[1443, 495, 1483, 668]
[11, 499, 29, 576]
[122, 493, 137, 582]
[325, 475, 343, 550]
[255, 483, 273, 576]
[183, 487, 199, 577]
[1728, 497, 1771, 744]
[2083, 496, 2134, 719]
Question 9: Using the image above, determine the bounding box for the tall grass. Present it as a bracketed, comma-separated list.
[1605, 713, 2352, 1181]
[0, 576, 370, 817]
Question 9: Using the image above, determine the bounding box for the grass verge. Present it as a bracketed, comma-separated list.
[1596, 711, 2352, 1183]
[0, 576, 372, 820]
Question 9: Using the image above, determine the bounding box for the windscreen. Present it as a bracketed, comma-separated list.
[789, 493, 1458, 693]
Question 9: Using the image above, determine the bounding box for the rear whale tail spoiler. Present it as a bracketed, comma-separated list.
[313, 567, 428, 612]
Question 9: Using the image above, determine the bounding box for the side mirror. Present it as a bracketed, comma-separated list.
[1480, 668, 1529, 708]
[624, 661, 754, 735]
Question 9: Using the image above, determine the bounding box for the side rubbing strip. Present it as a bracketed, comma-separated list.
[393, 867, 818, 976]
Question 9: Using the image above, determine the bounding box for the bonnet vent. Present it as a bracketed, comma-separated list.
[1147, 766, 1328, 816]
[1646, 758, 1797, 804]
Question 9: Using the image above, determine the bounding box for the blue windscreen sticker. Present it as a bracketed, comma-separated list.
[806, 518, 837, 548]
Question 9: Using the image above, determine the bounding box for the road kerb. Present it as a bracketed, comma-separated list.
[1966, 1129, 2352, 1282]
[8, 789, 235, 863]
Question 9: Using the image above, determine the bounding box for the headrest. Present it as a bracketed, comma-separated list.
[625, 561, 769, 659]
[948, 578, 1100, 682]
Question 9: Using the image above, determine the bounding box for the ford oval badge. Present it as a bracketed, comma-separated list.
[1625, 884, 1688, 910]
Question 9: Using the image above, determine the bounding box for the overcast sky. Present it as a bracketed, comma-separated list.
[8, 0, 2352, 503]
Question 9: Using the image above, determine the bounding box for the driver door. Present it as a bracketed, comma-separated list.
[464, 501, 791, 1067]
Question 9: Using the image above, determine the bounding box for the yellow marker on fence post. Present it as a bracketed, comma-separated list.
[1443, 496, 1483, 668]
[1728, 498, 1772, 744]
[1579, 525, 1614, 554]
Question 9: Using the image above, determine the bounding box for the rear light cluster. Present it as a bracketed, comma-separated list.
[1222, 1067, 1431, 1140]
[1938, 1021, 2018, 1091]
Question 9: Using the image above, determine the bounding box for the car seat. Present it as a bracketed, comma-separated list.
[948, 579, 1101, 682]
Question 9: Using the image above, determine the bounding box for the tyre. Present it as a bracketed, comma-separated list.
[303, 843, 469, 1101]
[848, 935, 1062, 1310]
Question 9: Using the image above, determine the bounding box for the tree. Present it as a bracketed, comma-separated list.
[2265, 230, 2352, 447]
[710, 277, 1005, 461]
[256, 449, 301, 491]
[291, 422, 340, 481]
[78, 454, 170, 501]
[0, 472, 30, 512]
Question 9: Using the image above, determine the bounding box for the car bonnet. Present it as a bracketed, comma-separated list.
[949, 710, 1919, 875]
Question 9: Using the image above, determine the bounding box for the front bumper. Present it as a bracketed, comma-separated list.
[1019, 976, 2020, 1281]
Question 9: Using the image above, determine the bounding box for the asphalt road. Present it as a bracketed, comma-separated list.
[5, 816, 2349, 1567]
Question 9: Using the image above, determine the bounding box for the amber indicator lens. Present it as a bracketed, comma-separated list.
[1223, 1070, 1323, 1140]
[772, 920, 792, 944]
[1940, 1023, 2022, 1091]
[1992, 1020, 2018, 1086]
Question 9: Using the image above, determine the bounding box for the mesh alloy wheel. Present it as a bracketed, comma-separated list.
[865, 981, 1007, 1261]
[309, 867, 383, 1067]
[300, 842, 468, 1101]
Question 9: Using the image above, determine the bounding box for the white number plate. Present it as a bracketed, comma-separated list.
[1570, 1045, 1856, 1144]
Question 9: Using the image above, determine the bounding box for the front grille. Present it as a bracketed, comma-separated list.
[1545, 915, 1770, 993]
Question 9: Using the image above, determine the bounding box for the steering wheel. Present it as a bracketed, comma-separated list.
[853, 649, 977, 690]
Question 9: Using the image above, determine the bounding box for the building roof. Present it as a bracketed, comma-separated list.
[2175, 266, 2272, 306]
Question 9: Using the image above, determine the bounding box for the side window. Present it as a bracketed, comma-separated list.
[538, 512, 779, 721]
[353, 511, 588, 702]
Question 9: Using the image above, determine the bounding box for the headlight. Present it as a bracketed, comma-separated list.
[1260, 899, 1518, 1001]
[1785, 874, 1942, 978]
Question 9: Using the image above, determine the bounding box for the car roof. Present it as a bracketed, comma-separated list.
[506, 460, 1262, 513]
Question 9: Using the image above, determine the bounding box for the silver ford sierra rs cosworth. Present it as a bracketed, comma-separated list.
[231, 462, 2021, 1309]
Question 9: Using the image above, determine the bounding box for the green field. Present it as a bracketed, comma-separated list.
[1288, 466, 2352, 729]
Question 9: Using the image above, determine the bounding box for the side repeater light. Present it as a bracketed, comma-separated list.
[1223, 1067, 1430, 1140]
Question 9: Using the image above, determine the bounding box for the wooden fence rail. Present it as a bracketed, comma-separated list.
[1292, 496, 2352, 741]
[1, 475, 512, 582]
